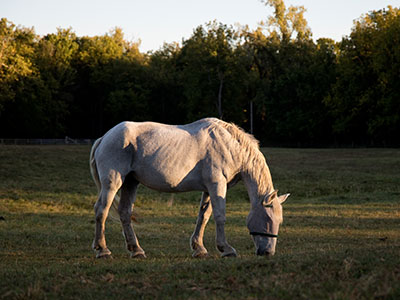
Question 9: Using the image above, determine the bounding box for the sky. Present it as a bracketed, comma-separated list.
[2, 0, 399, 52]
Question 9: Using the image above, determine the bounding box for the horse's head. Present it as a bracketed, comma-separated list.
[246, 190, 289, 256]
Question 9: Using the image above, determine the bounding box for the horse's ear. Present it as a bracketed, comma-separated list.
[278, 193, 290, 204]
[262, 190, 278, 206]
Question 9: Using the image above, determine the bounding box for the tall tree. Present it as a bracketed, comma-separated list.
[241, 0, 333, 144]
[34, 28, 79, 136]
[260, 0, 311, 43]
[179, 21, 237, 120]
[146, 42, 186, 124]
[325, 6, 400, 144]
[0, 18, 35, 116]
[73, 28, 145, 136]
[0, 19, 43, 137]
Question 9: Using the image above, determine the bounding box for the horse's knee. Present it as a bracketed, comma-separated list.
[119, 213, 132, 226]
[203, 213, 212, 223]
[95, 209, 111, 227]
[213, 215, 226, 226]
[94, 199, 102, 212]
[95, 211, 104, 222]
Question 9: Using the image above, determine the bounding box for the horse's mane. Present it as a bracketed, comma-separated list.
[208, 119, 274, 196]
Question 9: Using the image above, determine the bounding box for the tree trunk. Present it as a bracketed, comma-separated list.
[250, 100, 254, 134]
[217, 70, 224, 119]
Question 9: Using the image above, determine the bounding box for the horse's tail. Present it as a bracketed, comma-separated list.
[89, 137, 103, 193]
[89, 137, 121, 220]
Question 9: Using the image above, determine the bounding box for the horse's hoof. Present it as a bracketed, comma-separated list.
[222, 252, 237, 258]
[192, 251, 209, 258]
[96, 248, 112, 259]
[131, 252, 147, 259]
[97, 254, 113, 259]
[192, 245, 209, 258]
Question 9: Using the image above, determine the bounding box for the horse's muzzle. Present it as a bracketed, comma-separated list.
[256, 248, 275, 256]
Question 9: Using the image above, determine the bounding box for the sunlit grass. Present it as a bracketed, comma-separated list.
[0, 145, 399, 299]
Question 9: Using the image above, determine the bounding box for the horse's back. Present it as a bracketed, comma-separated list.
[96, 119, 222, 192]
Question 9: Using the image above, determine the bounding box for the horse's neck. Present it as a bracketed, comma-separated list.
[241, 152, 274, 206]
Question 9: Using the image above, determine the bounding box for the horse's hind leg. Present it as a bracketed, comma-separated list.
[93, 183, 120, 258]
[190, 192, 212, 258]
[118, 174, 146, 258]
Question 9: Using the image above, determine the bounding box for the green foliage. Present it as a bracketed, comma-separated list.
[179, 21, 239, 120]
[261, 0, 311, 42]
[146, 43, 186, 123]
[69, 28, 146, 136]
[0, 146, 399, 299]
[239, 28, 336, 143]
[325, 6, 400, 145]
[0, 3, 399, 145]
[0, 18, 35, 115]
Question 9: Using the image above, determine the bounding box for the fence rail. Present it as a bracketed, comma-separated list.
[0, 137, 93, 145]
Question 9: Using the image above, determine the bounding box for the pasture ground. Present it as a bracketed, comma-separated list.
[0, 145, 399, 299]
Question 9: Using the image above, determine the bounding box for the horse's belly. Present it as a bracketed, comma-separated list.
[134, 172, 206, 192]
[130, 130, 208, 192]
[140, 178, 205, 193]
[132, 161, 206, 193]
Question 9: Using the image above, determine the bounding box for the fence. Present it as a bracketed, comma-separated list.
[0, 137, 93, 145]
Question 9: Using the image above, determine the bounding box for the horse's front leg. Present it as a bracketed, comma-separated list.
[208, 181, 237, 258]
[190, 192, 212, 258]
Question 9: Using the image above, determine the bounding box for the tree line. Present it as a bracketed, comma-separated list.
[1, 1, 399, 146]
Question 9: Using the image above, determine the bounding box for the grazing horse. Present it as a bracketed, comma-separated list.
[89, 118, 289, 258]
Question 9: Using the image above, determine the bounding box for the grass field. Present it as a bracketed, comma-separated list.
[0, 145, 399, 299]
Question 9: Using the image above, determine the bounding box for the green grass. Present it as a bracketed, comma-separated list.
[0, 145, 399, 299]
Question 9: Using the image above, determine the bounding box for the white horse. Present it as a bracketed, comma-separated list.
[89, 118, 289, 258]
